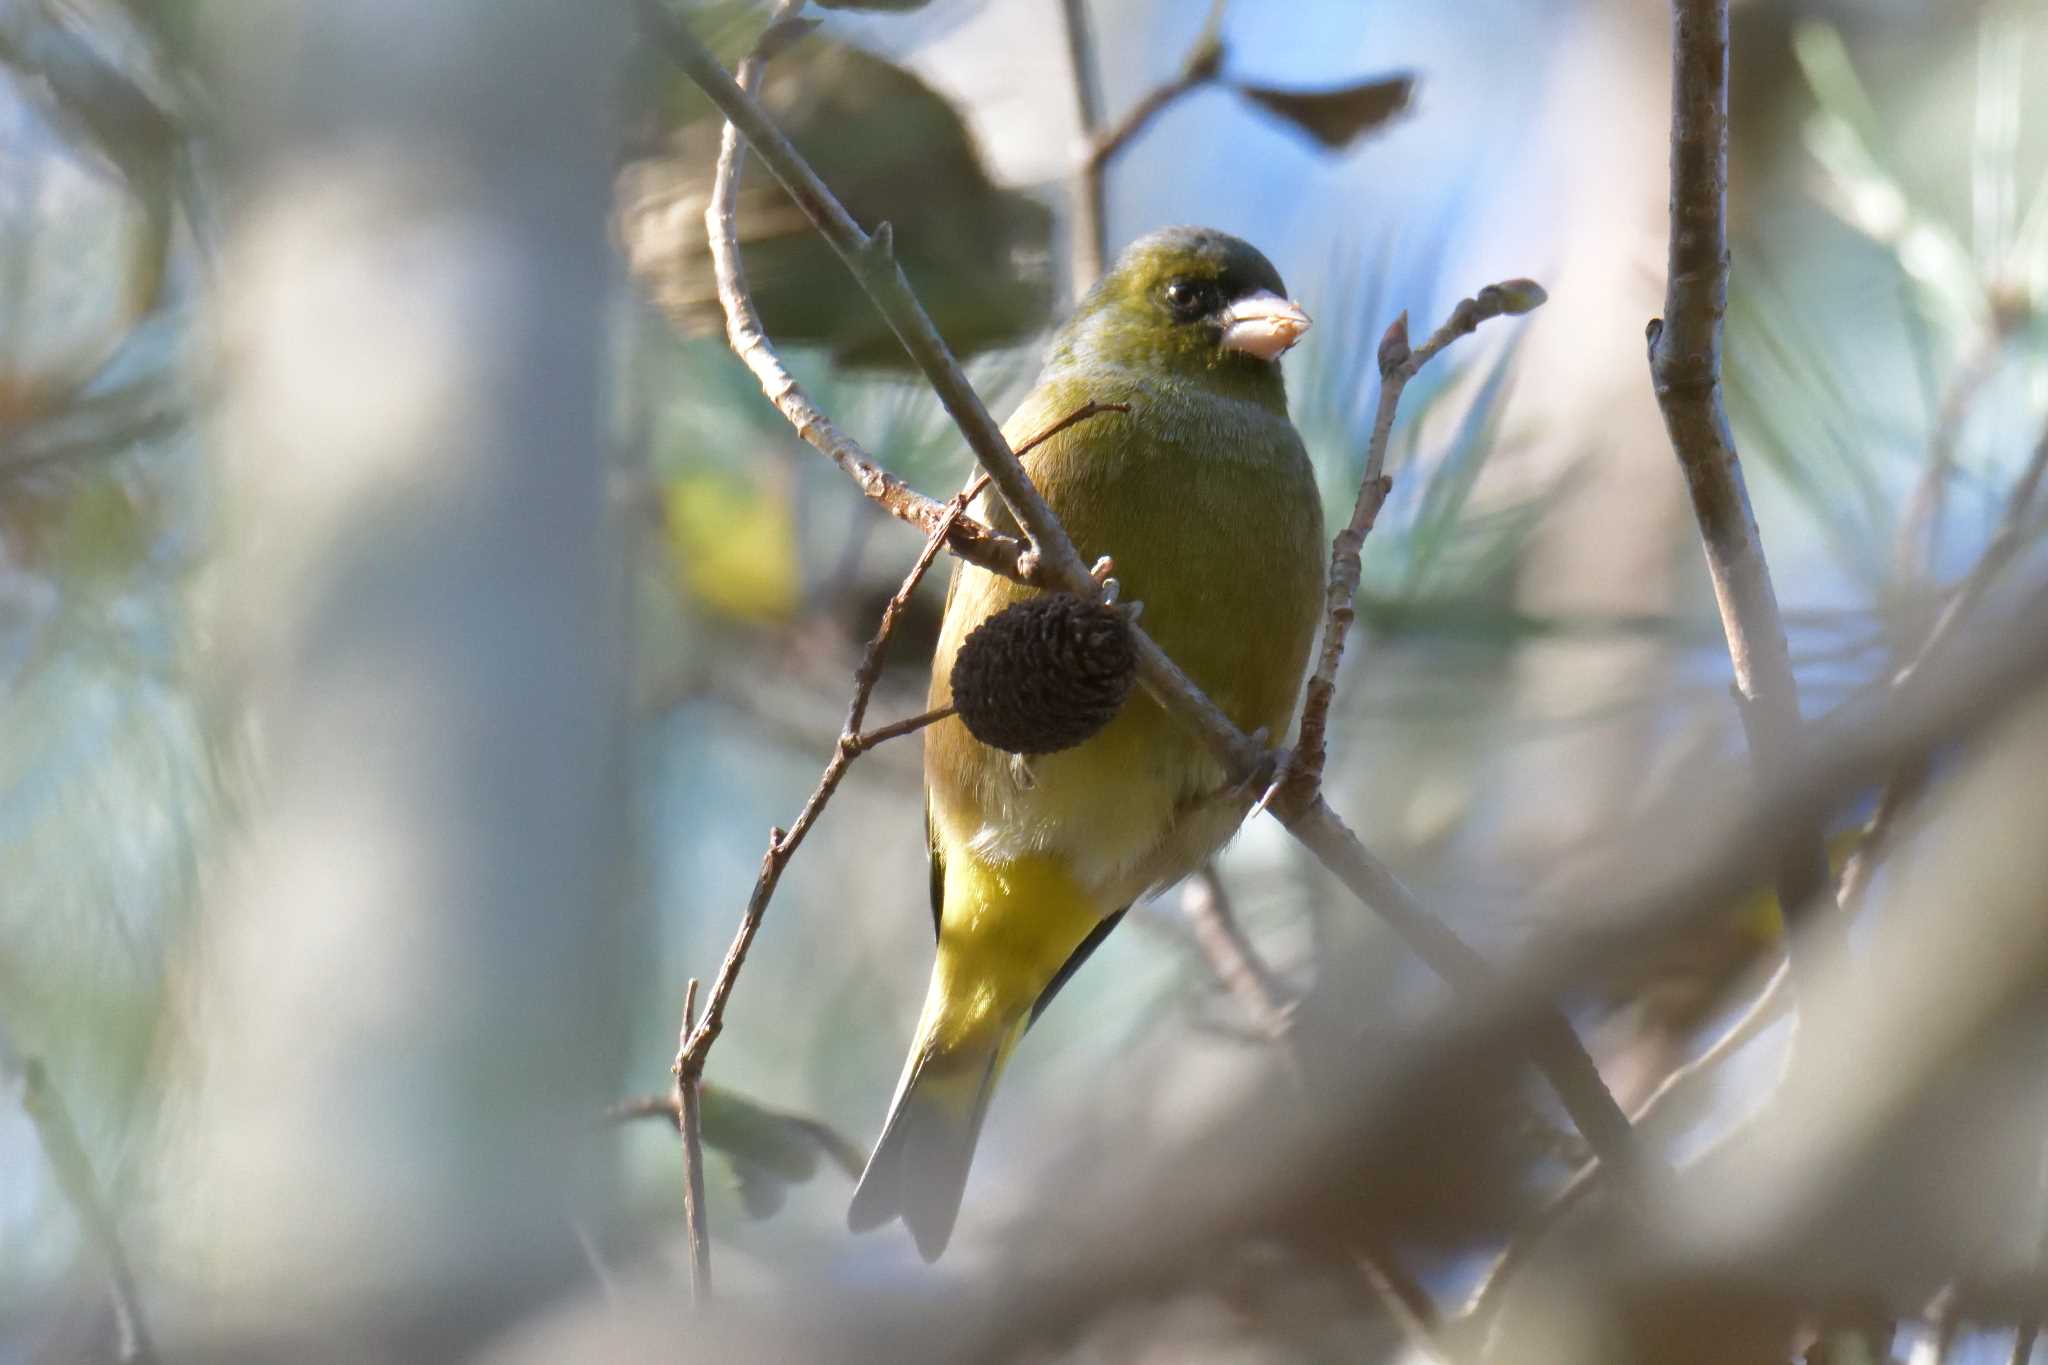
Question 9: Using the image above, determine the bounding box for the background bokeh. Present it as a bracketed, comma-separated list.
[3, 0, 2047, 1359]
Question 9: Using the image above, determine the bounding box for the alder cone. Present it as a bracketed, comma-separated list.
[949, 594, 1136, 756]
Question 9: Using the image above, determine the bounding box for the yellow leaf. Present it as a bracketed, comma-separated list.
[660, 473, 801, 623]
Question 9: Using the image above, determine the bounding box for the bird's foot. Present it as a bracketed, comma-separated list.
[1089, 556, 1123, 606]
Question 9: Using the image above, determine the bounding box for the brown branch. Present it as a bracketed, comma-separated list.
[1648, 0, 1848, 979]
[644, 0, 1641, 1194]
[1180, 863, 1295, 1046]
[605, 1094, 681, 1128]
[673, 978, 711, 1302]
[845, 703, 955, 756]
[693, 3, 1035, 587]
[1176, 867, 1452, 1355]
[649, 2, 1094, 597]
[1285, 280, 1545, 806]
[2, 1023, 157, 1365]
[1060, 0, 1226, 293]
[1056, 0, 1108, 292]
[674, 486, 979, 1086]
[663, 411, 1119, 1086]
[1284, 796, 1643, 1183]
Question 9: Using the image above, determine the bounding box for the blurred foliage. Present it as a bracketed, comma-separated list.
[1234, 73, 1412, 152]
[701, 1083, 864, 1217]
[619, 19, 1054, 368]
[661, 470, 803, 623]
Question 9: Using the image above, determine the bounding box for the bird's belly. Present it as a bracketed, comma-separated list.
[928, 388, 1323, 909]
[951, 692, 1223, 902]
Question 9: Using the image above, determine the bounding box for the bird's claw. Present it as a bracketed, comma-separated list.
[1089, 557, 1123, 605]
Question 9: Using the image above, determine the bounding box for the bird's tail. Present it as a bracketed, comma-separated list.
[846, 974, 1024, 1262]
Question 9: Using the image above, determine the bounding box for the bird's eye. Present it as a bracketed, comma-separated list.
[1162, 278, 1215, 322]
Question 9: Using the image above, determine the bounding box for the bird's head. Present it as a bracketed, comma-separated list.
[1049, 227, 1310, 408]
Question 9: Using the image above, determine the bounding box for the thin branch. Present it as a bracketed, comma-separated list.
[1060, 0, 1227, 293]
[675, 485, 979, 1084]
[1836, 421, 2048, 926]
[606, 1094, 680, 1128]
[643, 0, 1642, 1191]
[1896, 323, 2014, 582]
[693, 2, 1035, 587]
[570, 1213, 622, 1305]
[1180, 863, 1295, 1046]
[1898, 422, 2048, 692]
[1285, 796, 1643, 1183]
[845, 703, 955, 755]
[1057, 0, 1107, 291]
[1286, 280, 1544, 805]
[1632, 958, 1789, 1131]
[1351, 1238, 1457, 1365]
[1648, 0, 1848, 978]
[1, 1022, 157, 1365]
[1176, 867, 1451, 1356]
[673, 978, 711, 1303]
[649, 2, 1094, 597]
[1841, 353, 2047, 931]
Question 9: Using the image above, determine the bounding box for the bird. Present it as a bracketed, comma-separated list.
[847, 227, 1328, 1261]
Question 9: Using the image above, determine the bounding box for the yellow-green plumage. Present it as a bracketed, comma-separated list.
[848, 228, 1325, 1260]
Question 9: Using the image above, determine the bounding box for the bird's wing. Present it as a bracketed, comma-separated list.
[1026, 905, 1129, 1026]
[925, 804, 944, 941]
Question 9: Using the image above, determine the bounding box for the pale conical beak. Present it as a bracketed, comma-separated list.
[1219, 290, 1311, 361]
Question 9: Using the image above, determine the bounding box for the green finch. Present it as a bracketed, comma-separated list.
[848, 227, 1327, 1261]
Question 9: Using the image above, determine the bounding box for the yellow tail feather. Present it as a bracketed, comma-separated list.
[849, 851, 1105, 1260]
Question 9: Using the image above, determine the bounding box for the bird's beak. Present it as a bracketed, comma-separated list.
[1219, 291, 1311, 361]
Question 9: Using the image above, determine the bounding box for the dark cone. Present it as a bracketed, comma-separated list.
[948, 594, 1136, 756]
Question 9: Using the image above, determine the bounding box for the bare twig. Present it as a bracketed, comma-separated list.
[1056, 0, 1108, 291]
[1648, 0, 1848, 979]
[650, 3, 1095, 597]
[1899, 423, 2048, 692]
[1843, 350, 2045, 931]
[664, 408, 1118, 1090]
[1175, 866, 1451, 1354]
[1351, 1238, 1457, 1365]
[606, 1094, 681, 1127]
[1837, 421, 2048, 926]
[643, 0, 1641, 1191]
[570, 1213, 622, 1305]
[674, 488, 978, 1086]
[845, 703, 953, 755]
[1285, 797, 1643, 1183]
[1, 1023, 157, 1364]
[1896, 324, 2014, 582]
[673, 978, 711, 1302]
[1286, 280, 1545, 805]
[1181, 863, 1294, 1046]
[692, 1, 1035, 587]
[1062, 0, 1228, 292]
[1632, 958, 1790, 1130]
